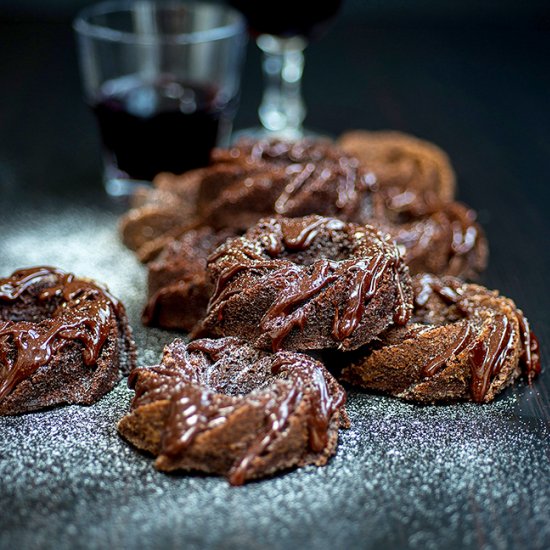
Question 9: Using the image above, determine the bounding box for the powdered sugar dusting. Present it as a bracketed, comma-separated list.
[0, 208, 548, 549]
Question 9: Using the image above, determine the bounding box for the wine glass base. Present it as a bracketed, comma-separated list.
[232, 126, 330, 142]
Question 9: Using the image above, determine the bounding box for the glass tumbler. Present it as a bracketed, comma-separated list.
[74, 1, 247, 196]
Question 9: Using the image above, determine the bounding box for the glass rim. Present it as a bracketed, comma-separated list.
[73, 0, 245, 45]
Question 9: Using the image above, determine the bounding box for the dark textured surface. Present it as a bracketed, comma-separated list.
[0, 17, 549, 550]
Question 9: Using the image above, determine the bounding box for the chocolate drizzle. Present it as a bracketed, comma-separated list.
[274, 163, 317, 214]
[414, 273, 462, 307]
[0, 267, 121, 402]
[332, 255, 388, 340]
[228, 376, 302, 486]
[469, 314, 514, 402]
[261, 230, 410, 348]
[282, 217, 345, 251]
[162, 386, 218, 458]
[261, 261, 339, 350]
[186, 337, 239, 364]
[272, 355, 346, 451]
[211, 138, 372, 223]
[421, 322, 474, 377]
[208, 260, 284, 319]
[0, 266, 66, 301]
[358, 186, 486, 280]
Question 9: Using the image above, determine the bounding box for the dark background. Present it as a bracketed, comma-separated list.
[1, 0, 549, 276]
[2, 0, 550, 25]
[0, 2, 549, 549]
[1, 0, 549, 208]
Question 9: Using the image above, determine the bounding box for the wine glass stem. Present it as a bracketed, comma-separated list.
[256, 35, 306, 137]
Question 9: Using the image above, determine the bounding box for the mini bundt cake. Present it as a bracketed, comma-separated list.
[120, 168, 204, 253]
[143, 227, 235, 332]
[198, 215, 413, 351]
[0, 266, 136, 415]
[206, 138, 370, 226]
[341, 273, 540, 403]
[118, 337, 349, 485]
[381, 201, 488, 280]
[338, 129, 456, 210]
[337, 131, 487, 278]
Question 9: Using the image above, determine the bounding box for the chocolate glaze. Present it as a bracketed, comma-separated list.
[414, 273, 462, 307]
[208, 260, 284, 318]
[333, 255, 388, 340]
[272, 355, 346, 450]
[128, 351, 226, 458]
[228, 375, 301, 486]
[212, 138, 369, 222]
[236, 140, 364, 220]
[274, 163, 317, 214]
[186, 337, 235, 361]
[208, 241, 267, 265]
[414, 274, 540, 402]
[0, 266, 66, 301]
[0, 267, 121, 402]
[392, 205, 481, 269]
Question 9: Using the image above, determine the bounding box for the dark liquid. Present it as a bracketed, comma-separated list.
[230, 0, 342, 39]
[91, 76, 231, 182]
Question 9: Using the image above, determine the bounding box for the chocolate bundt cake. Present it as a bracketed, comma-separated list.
[382, 201, 488, 279]
[198, 215, 413, 351]
[340, 131, 486, 279]
[341, 274, 541, 403]
[143, 227, 235, 332]
[205, 138, 369, 226]
[0, 266, 136, 415]
[338, 130, 456, 210]
[118, 337, 349, 485]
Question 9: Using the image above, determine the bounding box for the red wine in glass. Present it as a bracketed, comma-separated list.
[229, 0, 342, 38]
[91, 75, 234, 182]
